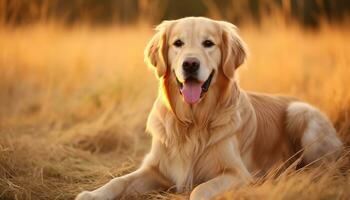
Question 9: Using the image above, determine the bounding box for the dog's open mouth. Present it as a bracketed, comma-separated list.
[176, 71, 214, 104]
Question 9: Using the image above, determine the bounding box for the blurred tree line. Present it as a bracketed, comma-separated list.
[0, 0, 349, 27]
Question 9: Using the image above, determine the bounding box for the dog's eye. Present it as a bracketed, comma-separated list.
[202, 40, 215, 48]
[173, 39, 184, 47]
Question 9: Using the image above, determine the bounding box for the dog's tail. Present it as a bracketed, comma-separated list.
[286, 102, 343, 165]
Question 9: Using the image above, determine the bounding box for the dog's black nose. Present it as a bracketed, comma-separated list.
[182, 57, 200, 74]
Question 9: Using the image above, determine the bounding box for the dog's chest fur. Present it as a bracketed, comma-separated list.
[148, 115, 246, 192]
[163, 139, 203, 191]
[158, 129, 225, 192]
[146, 96, 251, 191]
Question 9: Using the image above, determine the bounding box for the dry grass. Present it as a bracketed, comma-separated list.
[0, 22, 349, 200]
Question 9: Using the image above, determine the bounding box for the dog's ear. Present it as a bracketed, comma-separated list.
[220, 21, 248, 79]
[144, 21, 173, 78]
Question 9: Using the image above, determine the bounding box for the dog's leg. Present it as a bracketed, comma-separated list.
[75, 166, 170, 200]
[189, 173, 247, 200]
[287, 102, 343, 164]
[189, 137, 251, 200]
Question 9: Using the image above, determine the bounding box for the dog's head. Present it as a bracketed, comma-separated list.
[145, 17, 247, 105]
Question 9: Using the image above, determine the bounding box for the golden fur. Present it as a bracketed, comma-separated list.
[76, 17, 342, 200]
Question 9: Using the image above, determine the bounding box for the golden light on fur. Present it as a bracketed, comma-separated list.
[1, 17, 350, 200]
[73, 17, 344, 200]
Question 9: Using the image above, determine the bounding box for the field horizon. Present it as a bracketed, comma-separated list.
[1, 21, 350, 199]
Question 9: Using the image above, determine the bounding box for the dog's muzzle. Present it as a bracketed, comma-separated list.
[176, 70, 214, 104]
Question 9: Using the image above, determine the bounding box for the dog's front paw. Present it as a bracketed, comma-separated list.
[75, 191, 113, 200]
[190, 186, 212, 200]
[75, 191, 95, 200]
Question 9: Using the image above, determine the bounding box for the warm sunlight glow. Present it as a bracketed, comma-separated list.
[0, 1, 349, 199]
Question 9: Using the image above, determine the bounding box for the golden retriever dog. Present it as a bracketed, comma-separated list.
[76, 17, 343, 200]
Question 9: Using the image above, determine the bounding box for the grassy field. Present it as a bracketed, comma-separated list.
[0, 22, 350, 200]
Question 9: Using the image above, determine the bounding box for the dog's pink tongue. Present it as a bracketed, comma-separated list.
[180, 81, 202, 104]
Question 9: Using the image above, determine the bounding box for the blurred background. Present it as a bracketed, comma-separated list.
[0, 1, 350, 200]
[1, 0, 350, 27]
